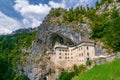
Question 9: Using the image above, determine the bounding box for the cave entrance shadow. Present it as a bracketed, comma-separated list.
[50, 33, 75, 47]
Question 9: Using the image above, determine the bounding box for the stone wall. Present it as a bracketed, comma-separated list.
[93, 53, 120, 65]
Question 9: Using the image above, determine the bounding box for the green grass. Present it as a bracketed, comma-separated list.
[74, 59, 120, 80]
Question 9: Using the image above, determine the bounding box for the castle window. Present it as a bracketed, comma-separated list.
[59, 53, 61, 55]
[87, 58, 89, 60]
[65, 53, 67, 55]
[87, 52, 89, 56]
[87, 46, 89, 50]
[71, 53, 72, 55]
[59, 49, 61, 51]
[82, 53, 83, 56]
[71, 57, 73, 59]
[59, 56, 61, 59]
[65, 57, 67, 59]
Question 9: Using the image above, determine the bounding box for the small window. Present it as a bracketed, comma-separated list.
[71, 53, 72, 55]
[82, 53, 83, 56]
[87, 46, 89, 50]
[87, 58, 89, 60]
[71, 57, 73, 59]
[59, 56, 61, 59]
[59, 53, 61, 55]
[59, 49, 61, 51]
[87, 52, 89, 56]
[65, 57, 67, 59]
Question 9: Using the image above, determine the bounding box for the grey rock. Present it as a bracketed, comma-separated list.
[32, 23, 89, 54]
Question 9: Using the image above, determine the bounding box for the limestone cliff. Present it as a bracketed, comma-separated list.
[23, 1, 120, 80]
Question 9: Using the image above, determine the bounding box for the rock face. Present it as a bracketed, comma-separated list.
[24, 21, 90, 80]
[32, 23, 90, 54]
[23, 2, 120, 80]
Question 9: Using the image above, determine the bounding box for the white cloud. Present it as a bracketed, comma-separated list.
[0, 0, 99, 34]
[0, 12, 21, 34]
[14, 0, 51, 28]
[49, 1, 65, 8]
[13, 0, 99, 28]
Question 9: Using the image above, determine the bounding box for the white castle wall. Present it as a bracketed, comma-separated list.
[51, 42, 96, 69]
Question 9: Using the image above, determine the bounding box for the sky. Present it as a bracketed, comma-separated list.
[0, 0, 100, 34]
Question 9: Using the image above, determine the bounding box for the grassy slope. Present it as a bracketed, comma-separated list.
[74, 59, 120, 80]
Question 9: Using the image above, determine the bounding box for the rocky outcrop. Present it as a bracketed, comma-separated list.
[24, 20, 90, 80]
[23, 1, 120, 80]
[32, 23, 90, 54]
[96, 2, 120, 14]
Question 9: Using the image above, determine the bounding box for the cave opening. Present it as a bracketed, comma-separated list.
[50, 33, 75, 47]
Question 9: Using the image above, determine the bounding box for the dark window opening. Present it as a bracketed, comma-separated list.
[87, 58, 89, 60]
[71, 57, 73, 59]
[82, 53, 83, 56]
[87, 46, 89, 50]
[59, 56, 61, 59]
[65, 57, 67, 59]
[87, 52, 89, 56]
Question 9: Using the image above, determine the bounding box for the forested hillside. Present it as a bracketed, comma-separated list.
[43, 0, 120, 52]
[0, 29, 37, 80]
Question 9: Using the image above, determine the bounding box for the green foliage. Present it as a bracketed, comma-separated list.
[56, 71, 75, 80]
[0, 29, 36, 80]
[56, 65, 86, 80]
[49, 8, 66, 18]
[45, 0, 119, 52]
[63, 6, 86, 23]
[86, 60, 92, 67]
[75, 59, 120, 80]
[100, 0, 115, 5]
[85, 8, 96, 20]
[91, 8, 120, 52]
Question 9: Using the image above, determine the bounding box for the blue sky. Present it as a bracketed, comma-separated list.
[0, 0, 100, 34]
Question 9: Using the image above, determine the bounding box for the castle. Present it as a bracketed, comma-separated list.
[51, 38, 97, 69]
